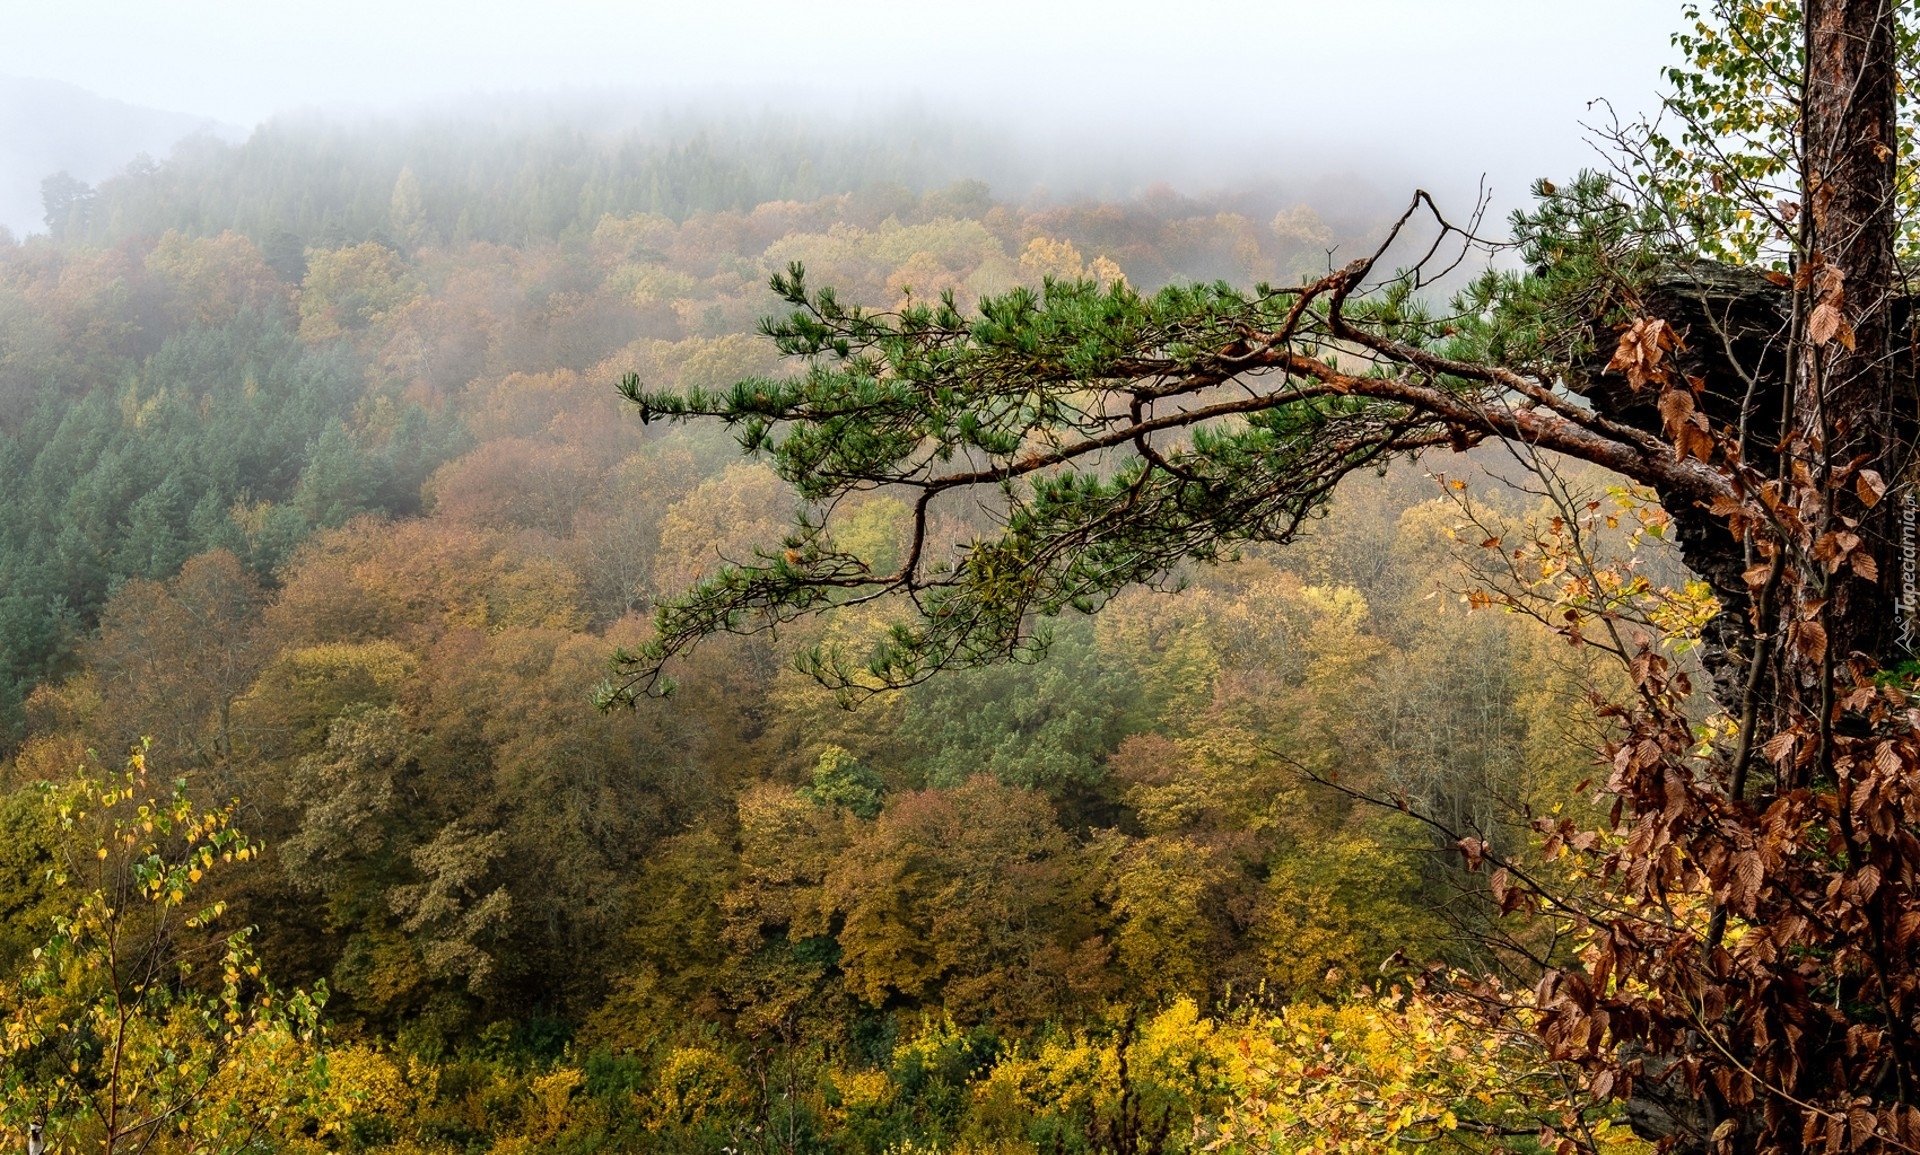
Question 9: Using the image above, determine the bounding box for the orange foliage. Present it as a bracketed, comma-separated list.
[265, 517, 586, 653]
[144, 230, 287, 327]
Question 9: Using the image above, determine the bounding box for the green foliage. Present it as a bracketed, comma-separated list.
[825, 777, 1097, 1023]
[1256, 834, 1449, 1000]
[1633, 1, 1920, 266]
[0, 305, 454, 740]
[73, 120, 973, 250]
[1646, 0, 1810, 264]
[1447, 171, 1676, 370]
[297, 243, 423, 342]
[804, 746, 887, 820]
[0, 750, 328, 1153]
[898, 619, 1135, 793]
[0, 787, 63, 977]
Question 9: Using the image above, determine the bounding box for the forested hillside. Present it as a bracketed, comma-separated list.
[0, 118, 1676, 1154]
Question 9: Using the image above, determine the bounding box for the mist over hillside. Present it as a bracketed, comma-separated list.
[7, 80, 1428, 261]
[0, 75, 241, 236]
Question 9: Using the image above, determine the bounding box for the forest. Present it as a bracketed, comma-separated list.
[5, 1, 1919, 1153]
[0, 110, 1669, 1152]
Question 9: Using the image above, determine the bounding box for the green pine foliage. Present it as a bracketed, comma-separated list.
[0, 310, 453, 737]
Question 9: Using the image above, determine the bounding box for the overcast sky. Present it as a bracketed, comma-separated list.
[2, 0, 1682, 208]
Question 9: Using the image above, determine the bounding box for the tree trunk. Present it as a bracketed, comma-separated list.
[1596, 4, 1904, 1149]
[1784, 0, 1899, 732]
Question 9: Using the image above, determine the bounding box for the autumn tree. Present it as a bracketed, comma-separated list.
[614, 2, 1920, 1149]
[823, 776, 1100, 1026]
[0, 750, 326, 1154]
[85, 551, 264, 768]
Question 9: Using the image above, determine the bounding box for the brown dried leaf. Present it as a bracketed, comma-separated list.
[1677, 424, 1715, 462]
[1606, 317, 1680, 391]
[1814, 531, 1842, 565]
[1809, 301, 1842, 346]
[1815, 262, 1847, 297]
[1858, 469, 1887, 507]
[1730, 849, 1765, 910]
[1795, 619, 1829, 664]
[1659, 387, 1696, 432]
[1592, 1069, 1615, 1100]
[1855, 863, 1882, 901]
[1876, 741, 1904, 776]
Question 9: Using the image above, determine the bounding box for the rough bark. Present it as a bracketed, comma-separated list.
[1788, 0, 1899, 713]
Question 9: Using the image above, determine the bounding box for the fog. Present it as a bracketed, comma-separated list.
[0, 0, 1681, 236]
